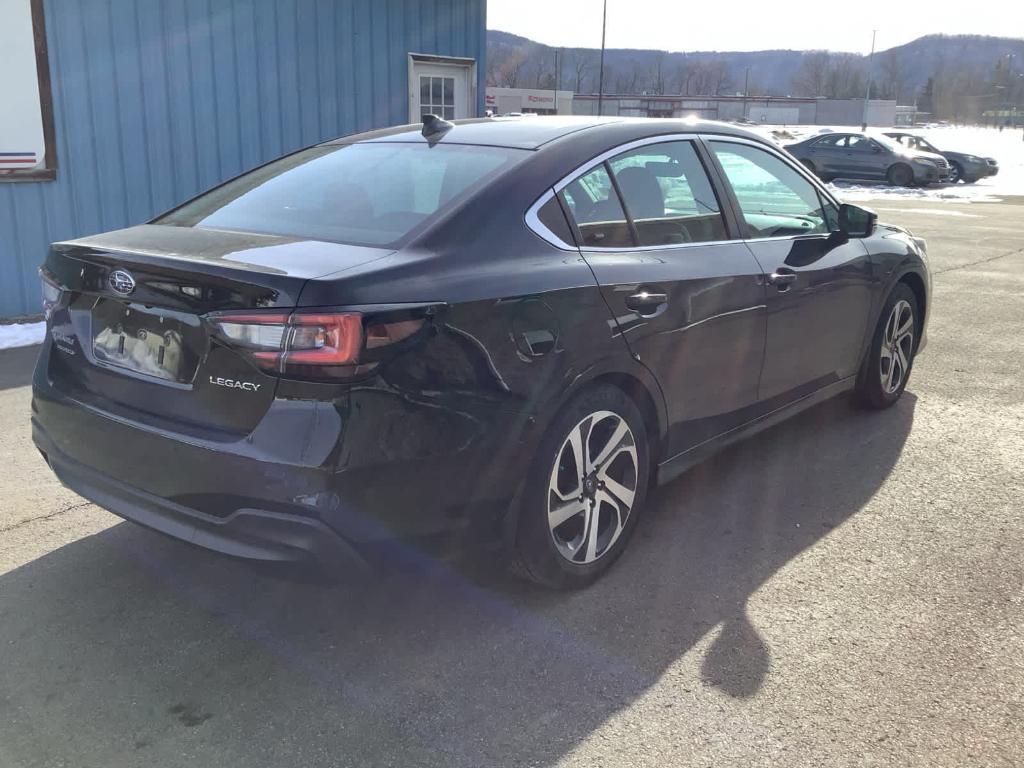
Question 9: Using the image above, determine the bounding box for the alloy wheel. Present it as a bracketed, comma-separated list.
[879, 299, 915, 394]
[547, 410, 639, 564]
[949, 162, 962, 183]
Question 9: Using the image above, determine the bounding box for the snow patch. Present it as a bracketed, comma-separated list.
[0, 321, 46, 350]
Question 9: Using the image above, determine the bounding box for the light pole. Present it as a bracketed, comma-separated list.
[743, 66, 750, 119]
[553, 47, 561, 113]
[597, 0, 607, 116]
[861, 29, 877, 131]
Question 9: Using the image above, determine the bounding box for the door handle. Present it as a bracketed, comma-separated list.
[625, 291, 668, 316]
[768, 270, 798, 290]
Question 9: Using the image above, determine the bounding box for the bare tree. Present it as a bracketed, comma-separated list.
[673, 61, 696, 95]
[709, 59, 732, 95]
[878, 51, 905, 102]
[649, 52, 667, 95]
[572, 51, 593, 92]
[498, 53, 526, 88]
[829, 55, 866, 99]
[526, 49, 551, 89]
[794, 51, 831, 97]
[615, 62, 643, 94]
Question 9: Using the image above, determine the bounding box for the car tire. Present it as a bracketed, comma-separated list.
[886, 163, 914, 187]
[800, 159, 818, 177]
[949, 161, 963, 184]
[854, 283, 919, 410]
[511, 384, 650, 589]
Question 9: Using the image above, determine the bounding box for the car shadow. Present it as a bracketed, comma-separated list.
[0, 344, 40, 392]
[0, 393, 915, 767]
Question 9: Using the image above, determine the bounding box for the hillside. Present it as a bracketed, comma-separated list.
[487, 31, 1024, 113]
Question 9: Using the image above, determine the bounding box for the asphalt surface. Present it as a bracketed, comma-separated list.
[1, 198, 1022, 767]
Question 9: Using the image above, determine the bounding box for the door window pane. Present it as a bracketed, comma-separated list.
[560, 165, 634, 248]
[608, 141, 727, 246]
[420, 75, 456, 120]
[812, 134, 844, 147]
[710, 142, 831, 239]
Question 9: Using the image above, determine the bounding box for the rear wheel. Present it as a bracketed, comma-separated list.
[886, 163, 914, 187]
[800, 159, 818, 177]
[511, 384, 649, 589]
[854, 283, 919, 409]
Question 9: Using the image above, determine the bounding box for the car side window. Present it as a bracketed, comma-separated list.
[560, 165, 634, 248]
[710, 141, 832, 239]
[607, 141, 727, 246]
[813, 134, 844, 148]
[536, 194, 576, 246]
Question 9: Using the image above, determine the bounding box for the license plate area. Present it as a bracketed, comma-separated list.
[91, 299, 203, 384]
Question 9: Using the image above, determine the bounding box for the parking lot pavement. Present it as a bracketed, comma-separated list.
[1, 198, 1022, 768]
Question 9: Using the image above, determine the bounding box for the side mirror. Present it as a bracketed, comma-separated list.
[839, 203, 877, 238]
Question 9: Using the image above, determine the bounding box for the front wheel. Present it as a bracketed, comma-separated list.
[949, 161, 963, 184]
[887, 163, 914, 187]
[854, 283, 919, 409]
[511, 384, 650, 589]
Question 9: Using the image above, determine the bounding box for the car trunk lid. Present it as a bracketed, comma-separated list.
[42, 224, 390, 436]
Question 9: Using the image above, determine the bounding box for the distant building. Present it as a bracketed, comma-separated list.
[572, 94, 899, 128]
[486, 87, 574, 116]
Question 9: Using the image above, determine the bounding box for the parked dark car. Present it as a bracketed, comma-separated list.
[785, 131, 949, 186]
[884, 131, 999, 184]
[32, 116, 930, 589]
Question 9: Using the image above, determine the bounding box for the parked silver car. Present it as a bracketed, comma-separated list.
[785, 132, 949, 186]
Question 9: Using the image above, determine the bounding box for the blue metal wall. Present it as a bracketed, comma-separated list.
[0, 0, 486, 318]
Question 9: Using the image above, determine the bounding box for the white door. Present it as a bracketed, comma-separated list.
[409, 58, 474, 121]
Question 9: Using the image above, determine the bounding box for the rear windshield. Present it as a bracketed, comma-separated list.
[158, 142, 528, 246]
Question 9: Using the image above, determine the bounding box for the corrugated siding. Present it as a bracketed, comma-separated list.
[0, 0, 486, 317]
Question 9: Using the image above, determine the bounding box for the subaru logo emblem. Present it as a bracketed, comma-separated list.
[108, 269, 136, 296]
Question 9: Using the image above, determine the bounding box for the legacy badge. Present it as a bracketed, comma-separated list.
[209, 376, 261, 392]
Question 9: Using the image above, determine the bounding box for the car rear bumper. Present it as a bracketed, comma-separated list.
[32, 341, 535, 568]
[34, 419, 369, 570]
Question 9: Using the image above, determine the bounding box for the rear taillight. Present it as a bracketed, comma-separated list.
[208, 310, 427, 380]
[40, 270, 62, 319]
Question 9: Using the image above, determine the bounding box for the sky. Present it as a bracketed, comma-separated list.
[486, 0, 1017, 54]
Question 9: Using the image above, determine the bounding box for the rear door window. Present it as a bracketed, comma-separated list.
[559, 165, 634, 248]
[607, 141, 727, 246]
[159, 143, 528, 247]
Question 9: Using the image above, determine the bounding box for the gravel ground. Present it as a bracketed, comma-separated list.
[1, 197, 1021, 768]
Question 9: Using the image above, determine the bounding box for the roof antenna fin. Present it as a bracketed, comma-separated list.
[421, 113, 455, 143]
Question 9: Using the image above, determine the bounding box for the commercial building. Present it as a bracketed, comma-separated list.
[0, 0, 486, 319]
[485, 87, 574, 115]
[572, 94, 899, 127]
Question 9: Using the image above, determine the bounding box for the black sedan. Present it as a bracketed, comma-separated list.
[884, 131, 999, 184]
[32, 116, 931, 589]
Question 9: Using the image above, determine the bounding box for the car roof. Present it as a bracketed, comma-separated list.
[321, 115, 770, 150]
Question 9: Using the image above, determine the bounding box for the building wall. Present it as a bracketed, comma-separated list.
[485, 87, 573, 115]
[0, 0, 486, 318]
[571, 95, 894, 128]
[814, 99, 896, 127]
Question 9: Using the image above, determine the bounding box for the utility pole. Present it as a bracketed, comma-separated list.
[553, 48, 560, 113]
[743, 66, 750, 119]
[861, 29, 877, 131]
[597, 0, 607, 116]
